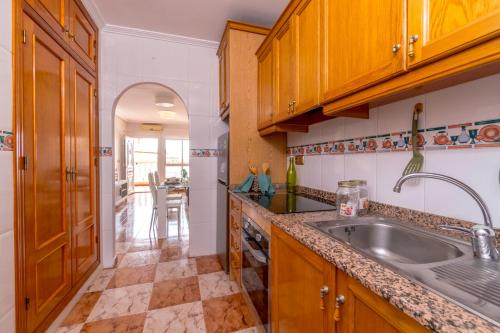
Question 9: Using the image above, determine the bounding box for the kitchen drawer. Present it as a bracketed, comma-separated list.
[230, 248, 242, 285]
[230, 195, 242, 212]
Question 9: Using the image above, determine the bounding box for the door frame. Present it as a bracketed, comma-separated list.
[13, 0, 101, 332]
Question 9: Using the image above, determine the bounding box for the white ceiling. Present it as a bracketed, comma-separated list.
[115, 83, 189, 125]
[91, 0, 289, 41]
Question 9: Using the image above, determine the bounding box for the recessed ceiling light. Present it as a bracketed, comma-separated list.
[158, 110, 176, 119]
[155, 96, 174, 108]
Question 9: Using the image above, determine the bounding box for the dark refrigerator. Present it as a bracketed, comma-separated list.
[216, 132, 229, 272]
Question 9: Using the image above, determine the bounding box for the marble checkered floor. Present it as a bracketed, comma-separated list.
[56, 193, 258, 333]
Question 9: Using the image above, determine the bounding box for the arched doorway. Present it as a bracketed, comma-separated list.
[107, 82, 189, 266]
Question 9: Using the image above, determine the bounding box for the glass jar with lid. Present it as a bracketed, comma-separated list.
[350, 180, 369, 215]
[336, 181, 360, 218]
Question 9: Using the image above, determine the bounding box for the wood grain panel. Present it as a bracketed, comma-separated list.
[70, 59, 97, 284]
[408, 0, 500, 66]
[274, 22, 295, 122]
[271, 225, 335, 333]
[322, 0, 405, 102]
[293, 0, 321, 114]
[257, 45, 274, 130]
[228, 29, 287, 185]
[26, 0, 68, 37]
[22, 14, 72, 332]
[69, 0, 96, 70]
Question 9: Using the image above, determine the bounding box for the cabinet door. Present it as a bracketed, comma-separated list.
[274, 21, 295, 122]
[408, 0, 500, 67]
[69, 0, 96, 70]
[22, 15, 72, 332]
[69, 59, 98, 284]
[257, 46, 274, 129]
[293, 0, 321, 115]
[336, 270, 428, 333]
[218, 38, 230, 115]
[271, 226, 335, 333]
[322, 0, 405, 102]
[26, 0, 69, 38]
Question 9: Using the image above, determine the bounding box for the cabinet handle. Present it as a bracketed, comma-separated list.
[408, 35, 419, 58]
[292, 100, 296, 113]
[333, 294, 345, 322]
[66, 167, 72, 182]
[287, 100, 292, 114]
[319, 286, 329, 310]
[392, 43, 401, 54]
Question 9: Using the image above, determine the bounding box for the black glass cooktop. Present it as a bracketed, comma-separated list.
[247, 193, 336, 214]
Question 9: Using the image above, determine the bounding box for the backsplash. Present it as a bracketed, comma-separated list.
[288, 74, 500, 227]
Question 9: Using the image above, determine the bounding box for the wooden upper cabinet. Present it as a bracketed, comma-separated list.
[322, 0, 406, 102]
[22, 14, 72, 332]
[407, 0, 500, 67]
[293, 0, 321, 114]
[271, 225, 335, 333]
[26, 0, 69, 38]
[257, 45, 274, 129]
[336, 270, 428, 333]
[274, 21, 295, 122]
[218, 36, 230, 116]
[69, 0, 97, 70]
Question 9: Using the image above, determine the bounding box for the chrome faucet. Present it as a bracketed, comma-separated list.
[393, 172, 498, 260]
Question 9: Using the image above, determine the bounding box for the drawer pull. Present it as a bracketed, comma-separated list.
[333, 294, 345, 321]
[319, 286, 329, 310]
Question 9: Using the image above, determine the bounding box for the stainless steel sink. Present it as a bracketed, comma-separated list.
[306, 217, 500, 327]
[324, 222, 464, 264]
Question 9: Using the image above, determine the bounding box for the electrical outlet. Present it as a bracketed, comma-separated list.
[295, 155, 304, 165]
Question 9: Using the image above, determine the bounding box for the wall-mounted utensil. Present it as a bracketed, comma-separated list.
[403, 103, 424, 176]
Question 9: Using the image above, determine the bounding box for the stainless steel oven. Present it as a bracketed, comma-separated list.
[241, 214, 271, 332]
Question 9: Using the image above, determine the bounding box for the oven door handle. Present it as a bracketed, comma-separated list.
[242, 237, 268, 264]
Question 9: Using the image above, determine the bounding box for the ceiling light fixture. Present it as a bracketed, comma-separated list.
[158, 110, 176, 119]
[155, 96, 174, 108]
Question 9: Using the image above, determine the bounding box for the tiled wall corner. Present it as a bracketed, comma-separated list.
[289, 74, 500, 227]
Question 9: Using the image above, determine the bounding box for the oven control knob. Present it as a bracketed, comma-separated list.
[244, 221, 250, 229]
[255, 233, 262, 242]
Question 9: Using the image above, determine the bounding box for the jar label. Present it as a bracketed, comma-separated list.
[339, 203, 357, 217]
[359, 197, 369, 210]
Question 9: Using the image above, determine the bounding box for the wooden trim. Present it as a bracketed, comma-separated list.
[323, 103, 369, 118]
[323, 37, 500, 114]
[217, 20, 270, 55]
[259, 124, 308, 136]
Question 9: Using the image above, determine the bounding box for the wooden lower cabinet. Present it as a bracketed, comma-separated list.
[336, 270, 428, 333]
[271, 225, 336, 333]
[271, 225, 428, 333]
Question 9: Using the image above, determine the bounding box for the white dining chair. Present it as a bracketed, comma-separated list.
[148, 172, 182, 238]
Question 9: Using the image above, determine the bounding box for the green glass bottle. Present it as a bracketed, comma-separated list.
[287, 156, 297, 193]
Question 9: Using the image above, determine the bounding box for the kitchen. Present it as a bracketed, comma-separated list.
[0, 0, 499, 332]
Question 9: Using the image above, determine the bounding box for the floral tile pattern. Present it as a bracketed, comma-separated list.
[190, 149, 219, 157]
[287, 117, 500, 156]
[0, 130, 13, 151]
[98, 147, 113, 157]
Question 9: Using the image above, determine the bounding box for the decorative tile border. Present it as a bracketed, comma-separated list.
[190, 149, 219, 157]
[98, 147, 113, 157]
[287, 118, 500, 156]
[0, 130, 14, 151]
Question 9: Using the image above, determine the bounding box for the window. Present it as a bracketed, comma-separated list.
[165, 139, 189, 179]
[133, 138, 158, 185]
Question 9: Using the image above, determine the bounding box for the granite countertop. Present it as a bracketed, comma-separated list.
[229, 190, 500, 333]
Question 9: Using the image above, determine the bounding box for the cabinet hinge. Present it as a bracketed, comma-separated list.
[22, 30, 26, 44]
[25, 297, 30, 310]
[93, 89, 97, 98]
[19, 156, 28, 170]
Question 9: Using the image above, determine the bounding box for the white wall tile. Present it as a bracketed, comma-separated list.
[376, 152, 425, 211]
[344, 153, 377, 200]
[426, 74, 500, 127]
[189, 115, 212, 148]
[187, 45, 217, 84]
[0, 231, 14, 318]
[141, 39, 189, 81]
[321, 155, 345, 193]
[344, 109, 378, 138]
[114, 35, 143, 76]
[188, 189, 216, 224]
[189, 159, 217, 190]
[0, 47, 12, 129]
[424, 148, 500, 226]
[0, 308, 15, 333]
[321, 118, 345, 141]
[189, 222, 216, 256]
[377, 96, 425, 134]
[301, 155, 322, 189]
[0, 0, 12, 53]
[0, 152, 14, 235]
[188, 83, 212, 116]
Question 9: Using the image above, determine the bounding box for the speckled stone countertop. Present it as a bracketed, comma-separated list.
[229, 189, 500, 333]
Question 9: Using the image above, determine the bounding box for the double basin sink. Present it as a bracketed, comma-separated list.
[306, 217, 500, 326]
